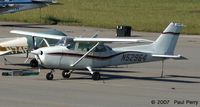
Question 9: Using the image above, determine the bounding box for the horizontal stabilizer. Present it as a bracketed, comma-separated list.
[152, 54, 187, 60]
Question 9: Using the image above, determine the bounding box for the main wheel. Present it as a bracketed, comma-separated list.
[62, 70, 71, 79]
[46, 73, 54, 80]
[92, 72, 101, 80]
[30, 58, 38, 67]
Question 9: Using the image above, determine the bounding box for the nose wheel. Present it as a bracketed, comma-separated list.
[30, 58, 38, 67]
[46, 69, 54, 80]
[62, 70, 71, 79]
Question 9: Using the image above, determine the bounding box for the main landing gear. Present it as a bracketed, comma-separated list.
[46, 69, 72, 80]
[30, 58, 38, 67]
[62, 70, 71, 79]
[87, 67, 101, 80]
[45, 67, 101, 81]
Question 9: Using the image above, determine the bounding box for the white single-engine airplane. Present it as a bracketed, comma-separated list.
[11, 22, 185, 80]
[0, 0, 57, 14]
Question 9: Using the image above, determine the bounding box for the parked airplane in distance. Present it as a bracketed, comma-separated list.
[11, 22, 186, 81]
[0, 29, 66, 67]
[0, 0, 57, 14]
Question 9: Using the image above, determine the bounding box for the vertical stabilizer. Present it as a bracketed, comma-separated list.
[153, 22, 183, 55]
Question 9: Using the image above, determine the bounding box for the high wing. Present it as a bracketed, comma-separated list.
[10, 30, 153, 43]
[74, 38, 153, 43]
[10, 30, 64, 40]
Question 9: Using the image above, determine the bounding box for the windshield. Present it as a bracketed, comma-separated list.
[56, 37, 66, 46]
[56, 37, 74, 48]
[56, 37, 73, 46]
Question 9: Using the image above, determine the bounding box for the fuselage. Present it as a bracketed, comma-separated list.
[36, 44, 158, 70]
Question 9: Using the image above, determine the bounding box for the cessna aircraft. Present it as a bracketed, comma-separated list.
[0, 29, 66, 67]
[0, 0, 57, 14]
[11, 22, 185, 80]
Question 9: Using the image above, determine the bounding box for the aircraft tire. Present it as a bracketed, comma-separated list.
[92, 72, 101, 80]
[30, 58, 38, 67]
[62, 70, 71, 79]
[46, 73, 54, 80]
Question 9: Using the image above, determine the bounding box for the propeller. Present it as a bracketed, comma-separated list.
[31, 49, 44, 72]
[31, 49, 43, 64]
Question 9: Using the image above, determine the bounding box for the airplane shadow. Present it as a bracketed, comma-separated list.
[94, 69, 140, 73]
[167, 75, 200, 79]
[4, 63, 46, 69]
[1, 66, 200, 83]
[70, 70, 200, 83]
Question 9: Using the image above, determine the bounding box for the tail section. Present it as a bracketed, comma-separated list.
[152, 22, 183, 55]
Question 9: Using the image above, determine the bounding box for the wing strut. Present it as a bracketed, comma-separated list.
[70, 42, 100, 67]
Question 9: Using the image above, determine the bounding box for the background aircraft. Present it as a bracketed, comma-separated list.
[0, 0, 57, 14]
[11, 22, 186, 81]
[0, 29, 66, 67]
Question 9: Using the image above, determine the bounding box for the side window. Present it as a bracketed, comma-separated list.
[77, 43, 94, 52]
[95, 45, 107, 52]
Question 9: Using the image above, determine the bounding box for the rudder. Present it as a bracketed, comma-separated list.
[152, 22, 183, 55]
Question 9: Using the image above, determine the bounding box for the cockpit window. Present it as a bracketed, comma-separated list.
[56, 37, 75, 49]
[75, 42, 111, 52]
[77, 43, 94, 52]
